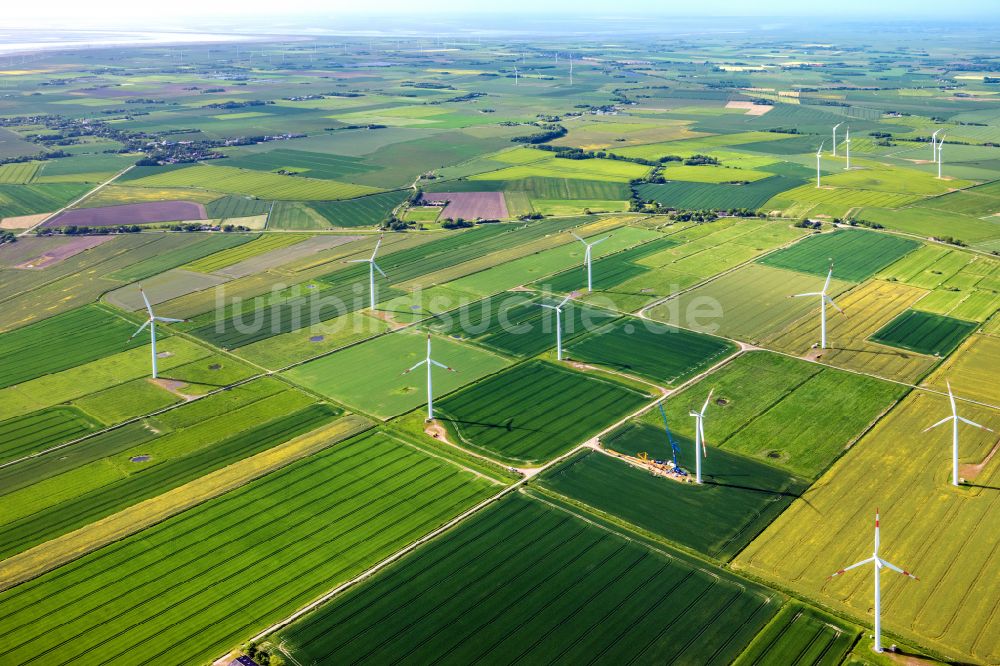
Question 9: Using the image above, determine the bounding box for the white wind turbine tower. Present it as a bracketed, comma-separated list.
[348, 236, 385, 310]
[689, 389, 713, 484]
[128, 286, 184, 380]
[513, 65, 519, 86]
[539, 294, 573, 361]
[816, 141, 825, 188]
[931, 128, 941, 161]
[936, 135, 946, 179]
[828, 510, 918, 654]
[832, 122, 843, 157]
[791, 260, 845, 349]
[402, 334, 456, 421]
[571, 232, 611, 292]
[924, 381, 992, 486]
[569, 56, 573, 85]
[844, 126, 852, 170]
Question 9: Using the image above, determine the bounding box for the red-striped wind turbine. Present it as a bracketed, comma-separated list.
[828, 509, 918, 654]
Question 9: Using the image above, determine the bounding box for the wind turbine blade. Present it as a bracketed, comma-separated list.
[923, 415, 954, 432]
[372, 261, 387, 278]
[828, 557, 875, 578]
[571, 231, 585, 243]
[154, 317, 184, 323]
[590, 235, 611, 246]
[371, 235, 383, 259]
[347, 259, 368, 263]
[958, 416, 992, 431]
[791, 292, 822, 298]
[139, 287, 154, 316]
[431, 359, 457, 371]
[700, 420, 707, 457]
[879, 558, 919, 580]
[947, 380, 957, 415]
[402, 360, 426, 374]
[700, 388, 714, 415]
[825, 296, 846, 315]
[558, 294, 573, 308]
[538, 303, 556, 310]
[128, 320, 150, 341]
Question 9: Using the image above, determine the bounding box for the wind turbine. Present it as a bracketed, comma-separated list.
[569, 56, 573, 85]
[924, 381, 992, 486]
[689, 389, 713, 484]
[791, 260, 845, 349]
[658, 404, 683, 472]
[832, 122, 843, 157]
[128, 286, 184, 380]
[936, 135, 946, 179]
[571, 232, 610, 292]
[828, 510, 918, 654]
[402, 334, 456, 421]
[931, 128, 941, 161]
[513, 65, 519, 86]
[816, 141, 825, 187]
[539, 294, 573, 361]
[348, 236, 385, 310]
[844, 126, 851, 170]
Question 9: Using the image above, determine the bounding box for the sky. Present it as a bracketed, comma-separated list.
[8, 0, 1000, 24]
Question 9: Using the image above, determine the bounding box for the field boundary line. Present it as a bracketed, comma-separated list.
[18, 164, 135, 237]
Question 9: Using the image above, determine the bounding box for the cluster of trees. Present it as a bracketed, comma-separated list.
[933, 235, 968, 247]
[510, 124, 567, 144]
[441, 218, 474, 229]
[243, 642, 284, 666]
[0, 230, 17, 245]
[795, 219, 823, 229]
[533, 144, 660, 167]
[839, 217, 885, 230]
[683, 154, 720, 166]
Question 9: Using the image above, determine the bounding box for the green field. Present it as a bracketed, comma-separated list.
[758, 229, 919, 282]
[221, 148, 377, 180]
[278, 493, 780, 665]
[424, 292, 619, 358]
[636, 176, 803, 211]
[0, 305, 150, 389]
[126, 164, 381, 201]
[734, 604, 859, 666]
[541, 235, 679, 293]
[0, 401, 340, 560]
[284, 330, 512, 420]
[541, 446, 807, 560]
[655, 351, 905, 479]
[565, 317, 736, 386]
[0, 429, 498, 665]
[105, 233, 253, 281]
[204, 195, 272, 219]
[0, 183, 90, 217]
[0, 162, 40, 184]
[0, 406, 102, 465]
[437, 360, 652, 465]
[870, 309, 978, 356]
[183, 233, 308, 273]
[308, 190, 409, 227]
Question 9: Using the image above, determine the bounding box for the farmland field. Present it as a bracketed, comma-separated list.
[733, 604, 859, 666]
[655, 351, 906, 479]
[735, 391, 1000, 664]
[870, 309, 977, 356]
[2, 25, 999, 666]
[0, 305, 150, 388]
[540, 447, 807, 560]
[284, 330, 512, 419]
[0, 430, 499, 665]
[437, 360, 652, 465]
[424, 292, 620, 358]
[565, 317, 736, 386]
[758, 229, 920, 282]
[126, 164, 381, 201]
[0, 406, 102, 465]
[278, 493, 781, 665]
